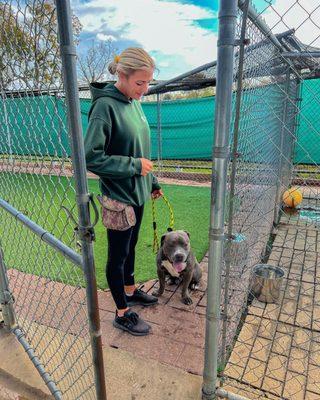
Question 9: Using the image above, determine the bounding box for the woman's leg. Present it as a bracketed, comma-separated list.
[106, 227, 133, 311]
[123, 205, 158, 306]
[106, 205, 152, 335]
[123, 205, 144, 292]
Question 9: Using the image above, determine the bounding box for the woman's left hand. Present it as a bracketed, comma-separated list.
[151, 189, 163, 199]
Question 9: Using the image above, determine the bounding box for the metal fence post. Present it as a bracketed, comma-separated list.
[156, 92, 163, 176]
[290, 78, 302, 180]
[221, 0, 249, 368]
[273, 69, 291, 226]
[202, 1, 237, 399]
[0, 246, 16, 330]
[55, 1, 107, 399]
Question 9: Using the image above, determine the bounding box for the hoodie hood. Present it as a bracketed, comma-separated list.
[90, 82, 131, 103]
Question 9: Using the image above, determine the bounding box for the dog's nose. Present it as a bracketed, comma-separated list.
[174, 253, 184, 262]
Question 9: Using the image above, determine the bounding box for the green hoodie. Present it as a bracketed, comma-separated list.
[84, 83, 160, 207]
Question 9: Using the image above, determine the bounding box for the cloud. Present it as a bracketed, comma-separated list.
[96, 33, 116, 41]
[159, 61, 170, 67]
[72, 0, 218, 78]
[262, 0, 320, 47]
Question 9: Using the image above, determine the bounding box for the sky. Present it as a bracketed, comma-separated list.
[71, 0, 320, 81]
[72, 0, 219, 80]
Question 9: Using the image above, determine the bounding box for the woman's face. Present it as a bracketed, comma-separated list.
[119, 68, 154, 100]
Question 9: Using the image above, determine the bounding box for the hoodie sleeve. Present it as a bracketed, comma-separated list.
[151, 174, 161, 192]
[84, 117, 142, 179]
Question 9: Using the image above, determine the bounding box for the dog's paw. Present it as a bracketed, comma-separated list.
[182, 296, 193, 305]
[167, 276, 181, 286]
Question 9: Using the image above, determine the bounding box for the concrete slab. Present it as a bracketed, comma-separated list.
[0, 323, 203, 400]
[103, 346, 202, 400]
[0, 328, 53, 399]
[224, 209, 320, 399]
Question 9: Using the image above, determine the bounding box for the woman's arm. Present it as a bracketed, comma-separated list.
[84, 117, 142, 179]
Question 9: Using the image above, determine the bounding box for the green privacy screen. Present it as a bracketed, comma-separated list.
[79, 95, 215, 160]
[294, 79, 320, 164]
[0, 79, 319, 164]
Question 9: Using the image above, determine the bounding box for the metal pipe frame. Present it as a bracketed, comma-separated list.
[0, 246, 16, 330]
[202, 1, 237, 399]
[237, 0, 300, 80]
[282, 51, 320, 58]
[13, 327, 62, 400]
[0, 198, 83, 268]
[148, 61, 217, 94]
[273, 69, 292, 226]
[221, 0, 250, 369]
[55, 1, 107, 399]
[156, 92, 163, 176]
[216, 387, 250, 400]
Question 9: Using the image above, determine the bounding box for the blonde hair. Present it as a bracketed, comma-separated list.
[108, 47, 155, 76]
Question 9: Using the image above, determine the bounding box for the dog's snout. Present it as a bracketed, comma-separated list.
[174, 253, 184, 262]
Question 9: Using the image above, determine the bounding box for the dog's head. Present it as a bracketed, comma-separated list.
[161, 230, 191, 273]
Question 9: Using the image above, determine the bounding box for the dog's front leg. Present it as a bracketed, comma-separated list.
[181, 270, 193, 305]
[152, 268, 166, 297]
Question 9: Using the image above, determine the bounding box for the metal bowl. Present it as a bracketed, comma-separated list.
[250, 264, 284, 303]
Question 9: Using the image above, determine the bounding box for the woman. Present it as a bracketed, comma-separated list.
[84, 48, 162, 336]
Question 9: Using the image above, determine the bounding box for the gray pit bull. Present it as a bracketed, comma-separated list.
[152, 230, 202, 305]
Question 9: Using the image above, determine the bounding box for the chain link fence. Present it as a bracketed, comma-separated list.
[0, 0, 320, 399]
[212, 1, 320, 399]
[0, 1, 105, 399]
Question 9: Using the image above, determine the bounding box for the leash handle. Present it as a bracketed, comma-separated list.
[151, 194, 175, 253]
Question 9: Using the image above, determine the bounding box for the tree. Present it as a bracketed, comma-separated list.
[0, 3, 30, 89]
[77, 39, 117, 84]
[0, 0, 82, 90]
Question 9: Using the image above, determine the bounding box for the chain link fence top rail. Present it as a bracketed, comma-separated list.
[219, 1, 320, 399]
[0, 1, 97, 398]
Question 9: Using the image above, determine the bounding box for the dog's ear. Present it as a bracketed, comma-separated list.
[184, 231, 190, 238]
[161, 234, 167, 247]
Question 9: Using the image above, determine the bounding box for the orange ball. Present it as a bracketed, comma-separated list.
[282, 187, 303, 208]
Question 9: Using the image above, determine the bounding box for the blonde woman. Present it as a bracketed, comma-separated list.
[85, 48, 162, 336]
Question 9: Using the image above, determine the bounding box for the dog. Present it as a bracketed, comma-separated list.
[152, 230, 202, 304]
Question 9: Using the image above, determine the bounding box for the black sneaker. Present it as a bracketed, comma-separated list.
[113, 309, 151, 336]
[125, 288, 159, 307]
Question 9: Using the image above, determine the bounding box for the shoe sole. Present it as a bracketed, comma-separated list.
[126, 300, 158, 307]
[113, 320, 150, 336]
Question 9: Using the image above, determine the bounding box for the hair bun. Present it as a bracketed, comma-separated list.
[108, 62, 117, 75]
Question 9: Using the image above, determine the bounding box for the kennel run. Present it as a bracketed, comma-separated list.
[0, 0, 320, 399]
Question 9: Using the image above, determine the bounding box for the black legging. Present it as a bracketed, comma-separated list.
[106, 205, 144, 310]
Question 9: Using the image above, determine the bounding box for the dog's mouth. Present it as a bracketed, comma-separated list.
[173, 261, 186, 273]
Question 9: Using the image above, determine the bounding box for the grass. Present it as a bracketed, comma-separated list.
[0, 173, 210, 289]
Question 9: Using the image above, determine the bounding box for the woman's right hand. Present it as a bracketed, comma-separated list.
[140, 158, 153, 176]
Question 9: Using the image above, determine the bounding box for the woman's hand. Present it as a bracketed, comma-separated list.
[140, 158, 153, 176]
[151, 189, 163, 199]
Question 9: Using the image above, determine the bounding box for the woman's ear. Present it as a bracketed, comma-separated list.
[117, 70, 126, 81]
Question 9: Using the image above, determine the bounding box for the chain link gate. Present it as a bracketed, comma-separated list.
[0, 1, 106, 398]
[201, 0, 320, 399]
